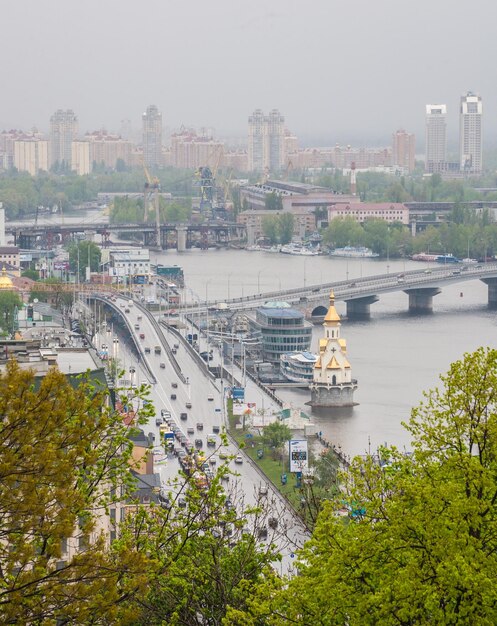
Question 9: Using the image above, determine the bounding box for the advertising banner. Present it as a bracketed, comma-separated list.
[289, 439, 308, 473]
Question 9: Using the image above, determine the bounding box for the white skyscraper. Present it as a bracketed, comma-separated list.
[459, 92, 483, 175]
[425, 104, 447, 173]
[248, 109, 285, 172]
[142, 105, 163, 168]
[49, 109, 78, 169]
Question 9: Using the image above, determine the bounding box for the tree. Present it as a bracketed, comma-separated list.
[275, 347, 497, 624]
[68, 240, 102, 278]
[0, 291, 22, 335]
[21, 268, 39, 281]
[262, 421, 292, 459]
[30, 277, 74, 310]
[277, 213, 294, 245]
[262, 215, 279, 243]
[0, 361, 151, 623]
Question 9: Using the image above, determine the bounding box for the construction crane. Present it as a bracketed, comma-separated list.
[195, 144, 225, 218]
[143, 165, 161, 248]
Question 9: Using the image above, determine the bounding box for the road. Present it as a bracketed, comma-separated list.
[96, 294, 309, 573]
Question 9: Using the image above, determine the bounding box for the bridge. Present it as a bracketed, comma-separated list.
[185, 263, 497, 319]
[7, 220, 245, 251]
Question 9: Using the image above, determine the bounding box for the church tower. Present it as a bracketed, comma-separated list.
[310, 291, 358, 407]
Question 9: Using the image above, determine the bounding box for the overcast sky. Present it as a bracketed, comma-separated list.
[1, 0, 496, 146]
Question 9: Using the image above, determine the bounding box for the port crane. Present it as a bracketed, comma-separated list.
[143, 165, 161, 248]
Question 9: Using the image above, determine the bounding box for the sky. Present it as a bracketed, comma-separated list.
[1, 0, 496, 147]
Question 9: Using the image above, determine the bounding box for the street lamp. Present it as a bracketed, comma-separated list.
[257, 269, 263, 294]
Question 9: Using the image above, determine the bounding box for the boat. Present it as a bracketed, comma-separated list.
[280, 242, 320, 256]
[411, 253, 439, 262]
[436, 254, 461, 264]
[329, 246, 379, 258]
[280, 351, 317, 384]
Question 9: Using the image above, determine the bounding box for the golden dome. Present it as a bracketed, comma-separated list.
[323, 290, 341, 323]
[0, 266, 13, 290]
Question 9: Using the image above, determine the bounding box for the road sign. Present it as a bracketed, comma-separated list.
[289, 439, 308, 473]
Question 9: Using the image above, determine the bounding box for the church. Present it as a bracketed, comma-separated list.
[309, 290, 358, 407]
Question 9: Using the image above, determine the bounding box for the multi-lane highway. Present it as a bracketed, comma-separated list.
[91, 294, 309, 573]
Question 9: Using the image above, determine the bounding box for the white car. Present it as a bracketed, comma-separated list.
[234, 455, 243, 465]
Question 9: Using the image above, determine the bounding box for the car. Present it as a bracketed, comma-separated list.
[208, 395, 214, 401]
[186, 401, 192, 409]
[161, 409, 171, 418]
[174, 343, 179, 349]
[195, 439, 203, 448]
[145, 347, 151, 353]
[134, 323, 140, 330]
[171, 394, 177, 400]
[125, 308, 130, 313]
[172, 348, 178, 355]
[212, 425, 220, 433]
[137, 315, 142, 321]
[196, 422, 204, 431]
[172, 382, 178, 389]
[180, 412, 188, 420]
[424, 269, 432, 274]
[234, 454, 243, 464]
[257, 527, 268, 540]
[268, 517, 278, 529]
[155, 417, 162, 426]
[259, 483, 269, 496]
[219, 449, 228, 460]
[178, 497, 187, 509]
[139, 333, 145, 340]
[209, 456, 217, 465]
[187, 427, 195, 435]
[160, 362, 165, 369]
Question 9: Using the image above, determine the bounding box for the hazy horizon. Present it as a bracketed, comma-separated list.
[1, 0, 496, 148]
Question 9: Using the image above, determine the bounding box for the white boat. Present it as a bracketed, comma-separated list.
[280, 243, 320, 256]
[280, 351, 317, 383]
[329, 246, 379, 258]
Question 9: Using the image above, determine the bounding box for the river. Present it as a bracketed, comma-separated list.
[150, 247, 497, 457]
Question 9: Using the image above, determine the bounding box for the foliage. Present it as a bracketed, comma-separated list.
[278, 213, 294, 244]
[264, 192, 283, 211]
[262, 421, 292, 459]
[30, 277, 74, 309]
[67, 240, 102, 277]
[273, 347, 497, 624]
[121, 468, 281, 625]
[0, 291, 22, 335]
[21, 268, 39, 281]
[0, 361, 151, 623]
[110, 195, 192, 224]
[261, 215, 279, 243]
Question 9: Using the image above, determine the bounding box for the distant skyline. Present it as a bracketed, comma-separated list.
[1, 0, 496, 147]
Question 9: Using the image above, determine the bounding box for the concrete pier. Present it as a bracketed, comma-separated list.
[481, 278, 497, 308]
[407, 287, 441, 313]
[176, 226, 188, 252]
[346, 295, 379, 319]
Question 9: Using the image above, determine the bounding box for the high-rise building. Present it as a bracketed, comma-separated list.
[71, 141, 91, 175]
[170, 128, 224, 169]
[85, 131, 132, 169]
[247, 109, 285, 172]
[425, 104, 447, 173]
[392, 129, 415, 172]
[142, 105, 162, 168]
[459, 92, 482, 175]
[13, 139, 49, 176]
[248, 109, 265, 172]
[49, 109, 78, 169]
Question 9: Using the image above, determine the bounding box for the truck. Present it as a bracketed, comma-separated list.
[159, 424, 175, 445]
[154, 345, 161, 354]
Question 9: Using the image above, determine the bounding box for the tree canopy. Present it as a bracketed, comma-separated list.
[261, 347, 497, 625]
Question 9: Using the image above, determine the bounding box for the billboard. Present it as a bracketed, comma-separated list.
[232, 386, 245, 400]
[289, 439, 308, 473]
[233, 401, 244, 416]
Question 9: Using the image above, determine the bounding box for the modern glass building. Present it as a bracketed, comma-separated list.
[250, 301, 312, 364]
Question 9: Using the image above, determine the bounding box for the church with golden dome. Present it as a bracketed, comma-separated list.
[309, 290, 358, 407]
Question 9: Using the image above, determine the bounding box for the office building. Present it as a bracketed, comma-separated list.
[249, 301, 313, 365]
[425, 105, 447, 173]
[248, 109, 285, 172]
[142, 105, 162, 168]
[460, 92, 483, 175]
[392, 129, 415, 172]
[49, 109, 78, 169]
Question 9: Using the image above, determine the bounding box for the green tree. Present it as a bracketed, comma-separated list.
[30, 277, 74, 309]
[277, 213, 294, 244]
[21, 268, 40, 281]
[0, 291, 22, 335]
[277, 347, 497, 624]
[0, 361, 152, 623]
[262, 421, 292, 459]
[262, 215, 279, 243]
[68, 240, 102, 278]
